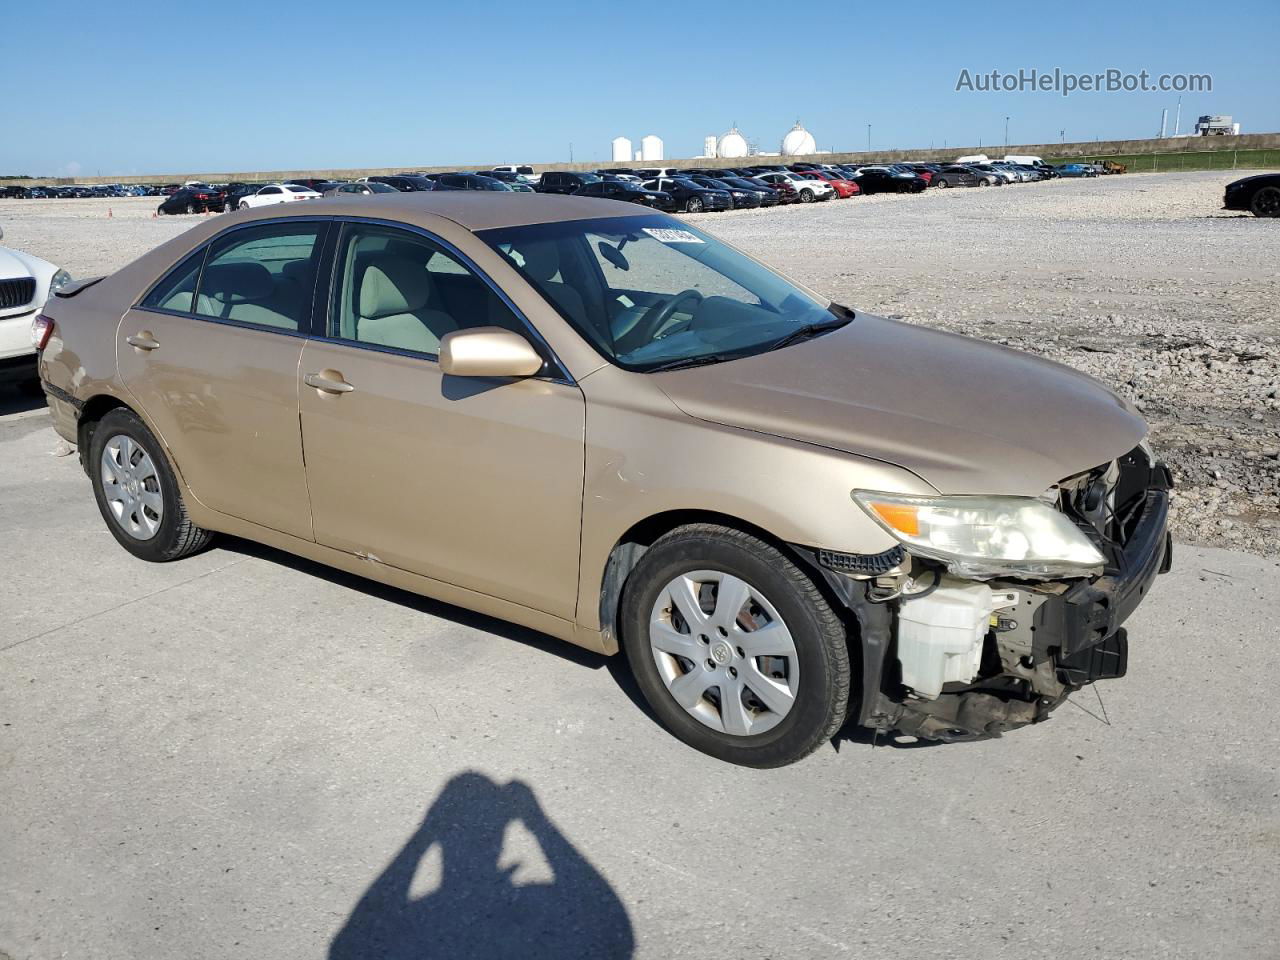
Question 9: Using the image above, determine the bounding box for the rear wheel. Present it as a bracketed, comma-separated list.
[89, 408, 214, 562]
[620, 525, 850, 767]
[185, 202, 196, 214]
[935, 178, 949, 188]
[978, 179, 990, 187]
[1250, 186, 1280, 217]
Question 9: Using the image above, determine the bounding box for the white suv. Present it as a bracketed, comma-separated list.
[0, 226, 70, 385]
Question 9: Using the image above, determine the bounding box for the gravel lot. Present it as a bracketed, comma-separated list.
[3, 170, 1276, 553]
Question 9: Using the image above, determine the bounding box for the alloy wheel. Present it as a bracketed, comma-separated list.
[100, 434, 164, 540]
[648, 570, 799, 737]
[1251, 186, 1280, 218]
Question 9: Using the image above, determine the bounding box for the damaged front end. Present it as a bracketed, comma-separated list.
[806, 445, 1173, 742]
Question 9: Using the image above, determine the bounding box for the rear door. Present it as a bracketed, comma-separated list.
[117, 220, 328, 540]
[297, 222, 586, 618]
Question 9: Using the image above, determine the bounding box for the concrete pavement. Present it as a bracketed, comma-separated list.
[2, 393, 1278, 960]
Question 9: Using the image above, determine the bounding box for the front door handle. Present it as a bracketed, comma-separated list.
[304, 371, 355, 394]
[126, 332, 160, 351]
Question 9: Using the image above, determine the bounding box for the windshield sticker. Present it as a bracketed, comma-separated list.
[643, 228, 705, 244]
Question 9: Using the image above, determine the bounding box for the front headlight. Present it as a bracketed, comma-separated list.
[49, 269, 72, 294]
[852, 490, 1105, 579]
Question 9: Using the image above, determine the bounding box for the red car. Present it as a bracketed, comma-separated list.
[801, 171, 861, 198]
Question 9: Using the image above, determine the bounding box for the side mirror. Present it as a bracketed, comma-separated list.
[438, 327, 544, 378]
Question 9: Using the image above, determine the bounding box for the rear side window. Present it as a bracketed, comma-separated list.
[141, 248, 207, 312]
[194, 223, 325, 332]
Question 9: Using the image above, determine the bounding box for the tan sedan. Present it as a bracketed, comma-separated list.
[35, 193, 1171, 766]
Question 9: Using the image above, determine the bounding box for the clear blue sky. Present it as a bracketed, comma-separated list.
[4, 0, 1277, 176]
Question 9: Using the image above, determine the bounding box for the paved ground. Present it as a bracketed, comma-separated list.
[1, 392, 1278, 960]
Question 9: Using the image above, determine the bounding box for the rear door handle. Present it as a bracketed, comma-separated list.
[126, 332, 160, 351]
[304, 371, 355, 394]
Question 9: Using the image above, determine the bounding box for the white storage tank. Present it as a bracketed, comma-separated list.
[611, 137, 633, 163]
[703, 135, 718, 159]
[718, 127, 749, 159]
[640, 135, 664, 162]
[780, 122, 816, 156]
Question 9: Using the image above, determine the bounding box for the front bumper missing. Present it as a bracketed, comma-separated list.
[803, 467, 1173, 743]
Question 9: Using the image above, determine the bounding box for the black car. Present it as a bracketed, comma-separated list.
[1223, 173, 1280, 217]
[573, 179, 676, 211]
[536, 171, 602, 195]
[850, 168, 928, 194]
[931, 165, 986, 188]
[719, 176, 781, 206]
[687, 177, 762, 210]
[432, 173, 513, 192]
[158, 186, 224, 215]
[0, 185, 31, 198]
[641, 177, 731, 213]
[221, 183, 266, 211]
[367, 175, 436, 192]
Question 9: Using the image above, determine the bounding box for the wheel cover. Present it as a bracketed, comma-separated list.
[649, 570, 799, 737]
[100, 435, 164, 540]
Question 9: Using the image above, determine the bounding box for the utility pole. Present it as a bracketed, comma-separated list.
[1004, 116, 1010, 150]
[1060, 129, 1065, 143]
[866, 124, 871, 153]
[569, 142, 574, 163]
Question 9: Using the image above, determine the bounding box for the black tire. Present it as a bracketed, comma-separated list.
[185, 202, 196, 215]
[620, 524, 850, 767]
[799, 188, 814, 203]
[1250, 186, 1280, 218]
[156, 205, 166, 216]
[978, 179, 990, 187]
[88, 408, 214, 562]
[239, 201, 250, 210]
[224, 201, 233, 213]
[685, 197, 703, 213]
[936, 178, 949, 188]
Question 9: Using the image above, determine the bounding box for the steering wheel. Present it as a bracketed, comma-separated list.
[631, 289, 704, 346]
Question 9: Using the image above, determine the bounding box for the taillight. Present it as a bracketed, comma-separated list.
[32, 313, 55, 351]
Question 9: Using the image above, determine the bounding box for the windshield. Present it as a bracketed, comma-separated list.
[479, 215, 844, 371]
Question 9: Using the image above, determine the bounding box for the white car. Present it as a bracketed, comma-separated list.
[756, 172, 834, 202]
[236, 184, 321, 210]
[0, 226, 70, 384]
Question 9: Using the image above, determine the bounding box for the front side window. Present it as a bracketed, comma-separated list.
[330, 224, 526, 357]
[194, 223, 324, 331]
[481, 214, 842, 371]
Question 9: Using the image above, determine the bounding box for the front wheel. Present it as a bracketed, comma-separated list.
[935, 178, 949, 188]
[1250, 186, 1280, 217]
[978, 179, 990, 187]
[685, 196, 703, 213]
[89, 408, 214, 562]
[239, 201, 250, 210]
[799, 188, 814, 203]
[620, 525, 850, 767]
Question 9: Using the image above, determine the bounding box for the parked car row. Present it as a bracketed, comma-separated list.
[1, 156, 1091, 215]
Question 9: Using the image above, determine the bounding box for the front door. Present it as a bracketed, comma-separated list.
[298, 223, 586, 619]
[117, 221, 327, 540]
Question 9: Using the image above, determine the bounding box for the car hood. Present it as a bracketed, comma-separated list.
[0, 245, 53, 282]
[1227, 174, 1279, 189]
[651, 314, 1147, 497]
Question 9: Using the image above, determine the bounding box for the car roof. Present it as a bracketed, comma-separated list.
[223, 191, 655, 232]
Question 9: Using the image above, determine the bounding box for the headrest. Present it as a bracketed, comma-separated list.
[202, 261, 273, 303]
[517, 243, 561, 282]
[359, 258, 434, 319]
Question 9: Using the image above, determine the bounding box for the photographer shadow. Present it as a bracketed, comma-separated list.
[330, 772, 634, 960]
